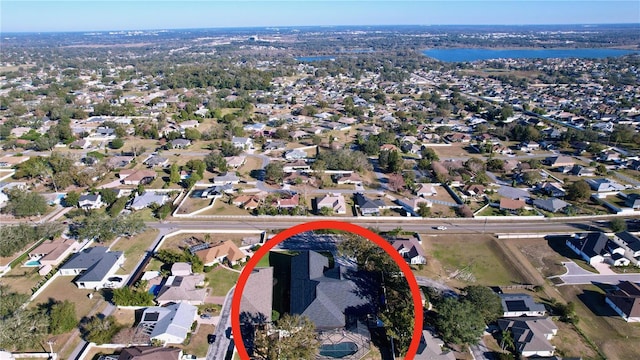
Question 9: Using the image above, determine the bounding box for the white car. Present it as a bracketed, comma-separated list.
[436, 226, 447, 231]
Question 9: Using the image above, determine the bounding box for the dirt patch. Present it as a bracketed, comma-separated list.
[506, 237, 567, 277]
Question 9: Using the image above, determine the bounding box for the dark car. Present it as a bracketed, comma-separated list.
[207, 334, 216, 344]
[108, 277, 123, 282]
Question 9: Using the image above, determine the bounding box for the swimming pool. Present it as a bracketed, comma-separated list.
[149, 284, 161, 296]
[319, 342, 358, 358]
[24, 259, 41, 267]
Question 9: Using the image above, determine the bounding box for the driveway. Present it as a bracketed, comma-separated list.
[555, 261, 640, 285]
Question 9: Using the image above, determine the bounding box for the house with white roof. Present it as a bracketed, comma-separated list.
[137, 302, 197, 344]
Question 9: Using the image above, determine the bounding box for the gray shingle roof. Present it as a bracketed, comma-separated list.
[60, 246, 123, 282]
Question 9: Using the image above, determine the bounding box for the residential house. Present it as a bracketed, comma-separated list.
[28, 237, 81, 275]
[232, 195, 260, 210]
[155, 268, 206, 305]
[283, 160, 310, 172]
[263, 140, 286, 151]
[497, 317, 558, 357]
[625, 194, 640, 209]
[497, 186, 530, 200]
[334, 173, 362, 185]
[354, 193, 385, 216]
[566, 232, 619, 265]
[107, 156, 134, 169]
[201, 184, 234, 198]
[500, 293, 546, 317]
[391, 237, 426, 265]
[538, 182, 566, 198]
[137, 302, 197, 344]
[499, 198, 526, 212]
[519, 141, 540, 152]
[446, 133, 471, 143]
[277, 194, 300, 209]
[586, 178, 626, 192]
[118, 169, 157, 185]
[463, 184, 485, 197]
[225, 155, 246, 169]
[232, 136, 253, 149]
[416, 183, 437, 197]
[130, 191, 169, 210]
[532, 198, 569, 213]
[240, 267, 274, 326]
[179, 120, 199, 130]
[397, 197, 432, 215]
[195, 240, 246, 266]
[58, 246, 124, 289]
[144, 156, 169, 168]
[286, 251, 375, 330]
[117, 346, 182, 360]
[170, 139, 191, 149]
[545, 156, 575, 168]
[415, 330, 456, 360]
[380, 144, 400, 152]
[316, 194, 347, 214]
[70, 139, 91, 149]
[605, 281, 640, 322]
[284, 149, 307, 160]
[612, 231, 640, 260]
[212, 172, 240, 185]
[569, 165, 595, 177]
[78, 194, 104, 209]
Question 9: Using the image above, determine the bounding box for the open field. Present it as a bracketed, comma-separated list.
[110, 229, 159, 275]
[506, 237, 568, 277]
[206, 267, 239, 296]
[176, 196, 212, 214]
[430, 143, 472, 158]
[161, 232, 258, 251]
[30, 276, 103, 319]
[417, 234, 526, 288]
[197, 200, 253, 216]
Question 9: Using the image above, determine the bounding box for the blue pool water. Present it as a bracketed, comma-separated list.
[24, 259, 41, 267]
[149, 284, 161, 296]
[319, 342, 358, 358]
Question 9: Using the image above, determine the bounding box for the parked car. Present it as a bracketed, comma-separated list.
[108, 277, 123, 282]
[207, 334, 216, 344]
[435, 226, 447, 230]
[200, 313, 212, 319]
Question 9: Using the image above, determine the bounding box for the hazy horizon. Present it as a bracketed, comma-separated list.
[2, 1, 639, 33]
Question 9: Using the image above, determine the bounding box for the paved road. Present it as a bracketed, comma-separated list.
[554, 261, 640, 285]
[147, 217, 620, 235]
[206, 287, 235, 360]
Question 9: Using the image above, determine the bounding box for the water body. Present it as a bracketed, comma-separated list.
[296, 56, 336, 62]
[423, 48, 639, 62]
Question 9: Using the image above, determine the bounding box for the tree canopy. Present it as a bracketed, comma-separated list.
[253, 314, 319, 360]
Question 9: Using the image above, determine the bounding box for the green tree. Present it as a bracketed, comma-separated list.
[254, 314, 319, 360]
[3, 189, 48, 217]
[81, 315, 121, 345]
[435, 297, 485, 346]
[49, 300, 77, 335]
[169, 163, 180, 184]
[264, 162, 284, 183]
[110, 138, 124, 149]
[462, 286, 503, 324]
[184, 128, 201, 141]
[76, 213, 146, 242]
[566, 180, 591, 201]
[112, 287, 154, 306]
[417, 202, 431, 217]
[610, 218, 627, 233]
[99, 189, 118, 207]
[64, 191, 80, 207]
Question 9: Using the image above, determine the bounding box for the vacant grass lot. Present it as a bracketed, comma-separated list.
[206, 267, 239, 296]
[31, 275, 103, 319]
[419, 234, 525, 287]
[1, 265, 43, 294]
[110, 229, 159, 275]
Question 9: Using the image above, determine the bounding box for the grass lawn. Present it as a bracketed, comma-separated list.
[110, 229, 159, 275]
[557, 284, 640, 360]
[255, 252, 270, 267]
[206, 267, 239, 296]
[181, 323, 215, 358]
[198, 201, 253, 216]
[177, 197, 212, 214]
[31, 275, 103, 319]
[422, 234, 526, 287]
[111, 308, 137, 327]
[83, 346, 119, 360]
[237, 156, 263, 175]
[430, 143, 472, 158]
[0, 263, 43, 295]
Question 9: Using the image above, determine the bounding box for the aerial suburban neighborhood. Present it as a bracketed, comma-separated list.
[0, 13, 639, 360]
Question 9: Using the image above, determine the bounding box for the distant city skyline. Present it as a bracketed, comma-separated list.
[1, 1, 639, 33]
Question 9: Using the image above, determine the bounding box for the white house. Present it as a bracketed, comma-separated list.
[138, 302, 198, 344]
[58, 247, 124, 290]
[499, 293, 546, 317]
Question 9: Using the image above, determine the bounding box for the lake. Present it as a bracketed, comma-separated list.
[422, 48, 639, 62]
[296, 56, 336, 62]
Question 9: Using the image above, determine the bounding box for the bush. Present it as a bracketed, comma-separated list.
[112, 287, 154, 306]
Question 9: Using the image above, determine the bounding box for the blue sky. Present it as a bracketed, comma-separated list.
[2, 1, 639, 32]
